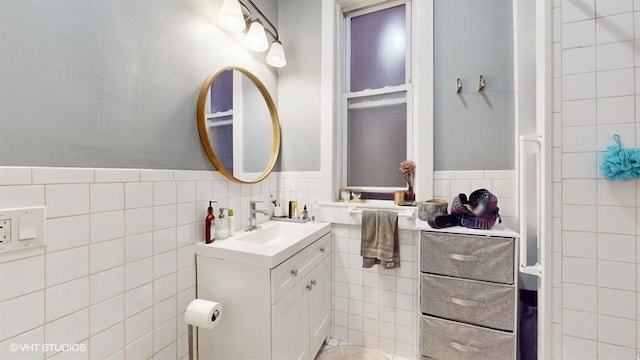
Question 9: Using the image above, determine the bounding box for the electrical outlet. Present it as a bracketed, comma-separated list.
[0, 219, 10, 243]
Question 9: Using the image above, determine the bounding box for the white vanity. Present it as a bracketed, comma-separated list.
[195, 221, 332, 360]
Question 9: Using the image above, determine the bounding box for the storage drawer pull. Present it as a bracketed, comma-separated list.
[290, 269, 298, 277]
[450, 297, 482, 307]
[449, 253, 478, 262]
[320, 247, 326, 253]
[450, 341, 480, 353]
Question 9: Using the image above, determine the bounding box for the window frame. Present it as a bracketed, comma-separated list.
[341, 0, 413, 193]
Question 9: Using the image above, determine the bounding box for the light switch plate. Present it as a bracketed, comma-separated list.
[0, 207, 45, 258]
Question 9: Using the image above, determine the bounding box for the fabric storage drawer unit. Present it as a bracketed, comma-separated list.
[421, 231, 514, 284]
[420, 230, 518, 360]
[421, 316, 514, 360]
[420, 274, 514, 331]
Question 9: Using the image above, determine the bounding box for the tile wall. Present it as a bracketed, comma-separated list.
[331, 224, 419, 360]
[554, 0, 640, 358]
[0, 166, 296, 360]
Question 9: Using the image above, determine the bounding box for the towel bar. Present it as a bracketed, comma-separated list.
[347, 206, 416, 220]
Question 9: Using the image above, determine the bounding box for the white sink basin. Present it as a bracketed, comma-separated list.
[196, 221, 331, 268]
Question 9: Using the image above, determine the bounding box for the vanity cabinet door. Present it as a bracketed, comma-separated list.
[272, 275, 310, 360]
[309, 257, 331, 357]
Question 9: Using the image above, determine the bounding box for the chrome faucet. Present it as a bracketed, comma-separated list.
[247, 200, 270, 231]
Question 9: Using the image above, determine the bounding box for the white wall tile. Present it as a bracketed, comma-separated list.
[140, 170, 173, 182]
[125, 258, 153, 291]
[91, 266, 124, 305]
[124, 232, 153, 263]
[597, 68, 635, 97]
[597, 41, 634, 71]
[125, 307, 153, 345]
[563, 20, 596, 49]
[598, 260, 636, 290]
[154, 273, 176, 303]
[0, 291, 44, 341]
[564, 99, 597, 126]
[563, 73, 597, 100]
[94, 169, 139, 183]
[563, 231, 597, 258]
[44, 309, 89, 350]
[563, 257, 597, 285]
[0, 326, 43, 360]
[154, 228, 176, 255]
[563, 0, 595, 23]
[153, 318, 176, 353]
[598, 342, 636, 359]
[46, 184, 89, 218]
[563, 47, 596, 74]
[125, 283, 152, 318]
[124, 208, 153, 236]
[563, 205, 597, 232]
[90, 211, 125, 243]
[562, 335, 597, 359]
[90, 183, 124, 213]
[598, 179, 636, 206]
[90, 238, 124, 274]
[597, 13, 634, 44]
[597, 95, 635, 124]
[562, 153, 597, 178]
[598, 233, 636, 262]
[90, 295, 124, 335]
[598, 315, 636, 347]
[598, 206, 636, 234]
[0, 255, 44, 302]
[45, 277, 89, 321]
[153, 296, 176, 326]
[562, 126, 598, 152]
[563, 180, 597, 205]
[32, 168, 93, 184]
[89, 322, 124, 360]
[46, 215, 89, 253]
[125, 183, 152, 209]
[154, 251, 177, 280]
[598, 288, 636, 319]
[153, 205, 176, 231]
[0, 167, 31, 186]
[46, 247, 89, 287]
[562, 309, 597, 339]
[153, 182, 176, 206]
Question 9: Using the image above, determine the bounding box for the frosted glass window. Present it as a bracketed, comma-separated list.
[350, 4, 406, 92]
[210, 70, 233, 113]
[347, 94, 407, 187]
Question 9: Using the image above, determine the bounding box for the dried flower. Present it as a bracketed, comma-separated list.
[399, 160, 416, 177]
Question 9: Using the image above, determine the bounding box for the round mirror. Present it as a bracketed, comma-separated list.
[197, 67, 281, 183]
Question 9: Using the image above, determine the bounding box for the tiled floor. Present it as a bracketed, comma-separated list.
[317, 338, 411, 360]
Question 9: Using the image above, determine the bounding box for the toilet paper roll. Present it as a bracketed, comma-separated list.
[184, 299, 222, 330]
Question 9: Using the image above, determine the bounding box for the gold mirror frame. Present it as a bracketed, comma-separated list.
[197, 66, 281, 184]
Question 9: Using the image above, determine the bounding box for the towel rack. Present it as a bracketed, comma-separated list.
[347, 206, 416, 220]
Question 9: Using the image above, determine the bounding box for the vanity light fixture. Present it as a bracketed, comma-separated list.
[216, 0, 287, 67]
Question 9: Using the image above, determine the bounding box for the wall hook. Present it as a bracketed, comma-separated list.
[478, 74, 486, 92]
[456, 78, 462, 94]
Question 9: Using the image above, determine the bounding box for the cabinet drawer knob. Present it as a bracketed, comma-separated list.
[320, 247, 326, 253]
[310, 279, 317, 286]
[306, 283, 313, 291]
[291, 269, 298, 277]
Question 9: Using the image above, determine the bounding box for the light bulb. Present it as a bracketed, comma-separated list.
[266, 41, 287, 67]
[245, 21, 269, 52]
[218, 0, 245, 32]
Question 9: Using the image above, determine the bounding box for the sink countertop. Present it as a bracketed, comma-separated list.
[196, 221, 331, 268]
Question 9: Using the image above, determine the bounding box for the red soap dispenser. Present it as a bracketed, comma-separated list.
[205, 201, 217, 244]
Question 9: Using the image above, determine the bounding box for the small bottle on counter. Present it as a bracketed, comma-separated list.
[288, 191, 297, 219]
[216, 208, 229, 240]
[205, 201, 217, 244]
[228, 208, 235, 236]
[302, 205, 309, 220]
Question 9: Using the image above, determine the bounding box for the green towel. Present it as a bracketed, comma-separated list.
[361, 210, 400, 269]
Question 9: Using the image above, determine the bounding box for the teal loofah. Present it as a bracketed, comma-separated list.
[601, 134, 640, 181]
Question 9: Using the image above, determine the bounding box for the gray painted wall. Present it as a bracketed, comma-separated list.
[434, 0, 515, 171]
[276, 0, 322, 171]
[0, 0, 278, 170]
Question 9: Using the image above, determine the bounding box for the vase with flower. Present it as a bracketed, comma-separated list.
[399, 160, 416, 205]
